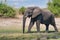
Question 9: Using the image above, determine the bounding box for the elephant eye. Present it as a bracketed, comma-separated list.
[28, 12, 32, 15]
[28, 12, 30, 14]
[28, 12, 30, 13]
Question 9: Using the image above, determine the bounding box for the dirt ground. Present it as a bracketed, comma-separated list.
[0, 15, 60, 32]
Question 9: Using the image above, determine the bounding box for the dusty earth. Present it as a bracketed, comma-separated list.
[0, 15, 60, 32]
[0, 15, 60, 40]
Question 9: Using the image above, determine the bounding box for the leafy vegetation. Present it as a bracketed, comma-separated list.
[48, 0, 60, 17]
[0, 4, 16, 18]
[19, 6, 26, 14]
[0, 33, 60, 40]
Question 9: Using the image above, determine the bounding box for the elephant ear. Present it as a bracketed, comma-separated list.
[32, 8, 42, 18]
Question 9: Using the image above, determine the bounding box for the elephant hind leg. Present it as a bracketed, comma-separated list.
[45, 24, 49, 32]
[51, 23, 58, 32]
[50, 15, 58, 32]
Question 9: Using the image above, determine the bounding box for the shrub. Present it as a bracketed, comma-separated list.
[19, 6, 26, 15]
[0, 4, 16, 18]
[48, 0, 60, 17]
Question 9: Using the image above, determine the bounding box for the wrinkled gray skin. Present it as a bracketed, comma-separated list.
[23, 7, 58, 33]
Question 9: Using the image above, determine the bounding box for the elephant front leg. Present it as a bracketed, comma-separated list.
[36, 20, 40, 32]
[28, 19, 34, 33]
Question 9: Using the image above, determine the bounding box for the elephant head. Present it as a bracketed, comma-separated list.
[23, 7, 42, 33]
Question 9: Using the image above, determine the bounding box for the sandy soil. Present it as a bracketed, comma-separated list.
[0, 15, 60, 31]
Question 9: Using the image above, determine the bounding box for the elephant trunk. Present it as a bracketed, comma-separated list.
[23, 16, 27, 33]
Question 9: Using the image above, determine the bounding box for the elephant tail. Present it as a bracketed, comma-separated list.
[50, 14, 56, 25]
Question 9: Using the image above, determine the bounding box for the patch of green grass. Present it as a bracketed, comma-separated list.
[0, 33, 60, 40]
[0, 33, 41, 40]
[0, 29, 22, 33]
[0, 26, 60, 40]
[48, 38, 60, 40]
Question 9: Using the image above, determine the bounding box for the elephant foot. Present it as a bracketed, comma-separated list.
[55, 30, 58, 32]
[27, 31, 31, 33]
[45, 31, 49, 33]
[37, 31, 40, 33]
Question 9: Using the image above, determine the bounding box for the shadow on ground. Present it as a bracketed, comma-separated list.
[26, 31, 56, 33]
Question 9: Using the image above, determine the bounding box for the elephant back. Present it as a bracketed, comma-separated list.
[42, 10, 53, 20]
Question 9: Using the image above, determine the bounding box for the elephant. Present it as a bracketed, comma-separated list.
[23, 7, 58, 33]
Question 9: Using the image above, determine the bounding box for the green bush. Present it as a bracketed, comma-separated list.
[48, 0, 60, 17]
[19, 6, 26, 15]
[0, 4, 16, 18]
